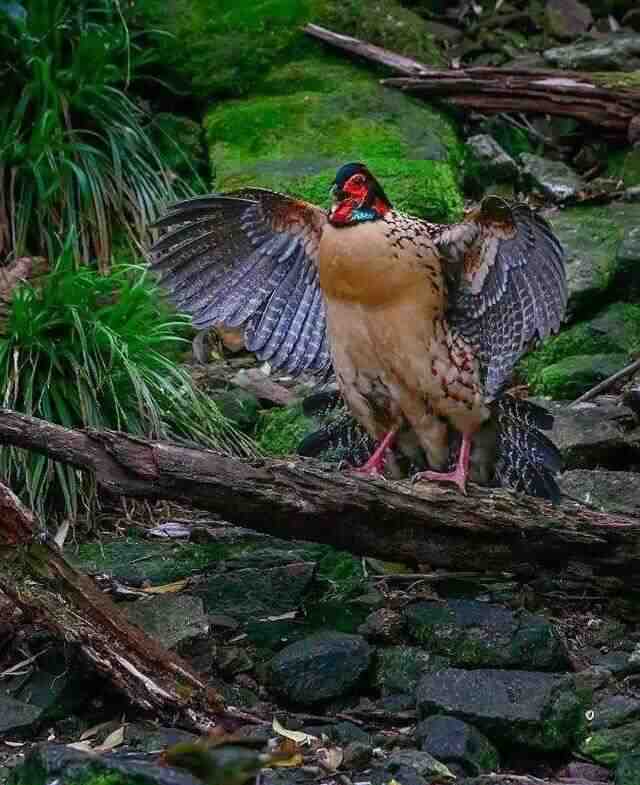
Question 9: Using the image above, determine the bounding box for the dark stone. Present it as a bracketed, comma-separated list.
[558, 760, 612, 780]
[343, 741, 373, 769]
[519, 153, 584, 202]
[370, 750, 456, 785]
[211, 388, 261, 432]
[465, 134, 519, 184]
[591, 694, 640, 730]
[124, 594, 208, 649]
[545, 0, 593, 39]
[358, 608, 405, 642]
[375, 646, 447, 696]
[0, 695, 42, 734]
[417, 668, 586, 751]
[405, 599, 568, 670]
[544, 34, 640, 70]
[416, 715, 500, 775]
[123, 723, 198, 752]
[268, 633, 372, 705]
[196, 561, 315, 622]
[616, 752, 640, 785]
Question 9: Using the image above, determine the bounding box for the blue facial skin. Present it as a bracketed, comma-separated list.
[351, 207, 378, 223]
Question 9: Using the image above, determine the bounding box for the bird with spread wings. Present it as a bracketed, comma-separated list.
[147, 162, 567, 496]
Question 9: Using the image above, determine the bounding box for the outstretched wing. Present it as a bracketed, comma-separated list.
[440, 197, 567, 399]
[148, 188, 331, 375]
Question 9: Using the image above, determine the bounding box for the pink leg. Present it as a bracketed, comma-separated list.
[352, 429, 397, 476]
[413, 433, 472, 494]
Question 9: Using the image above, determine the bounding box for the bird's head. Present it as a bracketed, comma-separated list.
[329, 163, 391, 227]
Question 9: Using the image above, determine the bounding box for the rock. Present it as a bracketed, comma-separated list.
[230, 368, 297, 407]
[560, 470, 640, 515]
[580, 720, 640, 766]
[585, 303, 640, 354]
[196, 561, 315, 623]
[343, 740, 373, 769]
[591, 694, 640, 730]
[416, 715, 499, 775]
[405, 599, 568, 671]
[544, 34, 640, 70]
[536, 399, 640, 469]
[9, 742, 200, 785]
[359, 608, 405, 643]
[375, 646, 446, 696]
[268, 633, 372, 705]
[617, 752, 640, 784]
[416, 668, 586, 751]
[370, 750, 455, 785]
[123, 723, 198, 752]
[617, 226, 640, 296]
[545, 203, 640, 318]
[0, 694, 42, 734]
[124, 594, 208, 649]
[533, 353, 628, 400]
[519, 153, 584, 202]
[465, 134, 519, 187]
[559, 760, 612, 780]
[206, 56, 464, 225]
[545, 0, 593, 40]
[212, 388, 261, 432]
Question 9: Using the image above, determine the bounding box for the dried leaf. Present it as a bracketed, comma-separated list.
[272, 717, 317, 746]
[258, 611, 298, 622]
[317, 746, 343, 772]
[80, 720, 119, 741]
[271, 752, 304, 768]
[94, 725, 125, 752]
[67, 741, 94, 752]
[141, 579, 189, 595]
[4, 741, 25, 747]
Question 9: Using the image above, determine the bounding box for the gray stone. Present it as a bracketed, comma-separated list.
[417, 668, 586, 750]
[196, 561, 315, 622]
[375, 646, 446, 696]
[0, 694, 42, 734]
[405, 599, 568, 671]
[544, 34, 640, 70]
[466, 134, 519, 183]
[559, 761, 611, 780]
[591, 694, 640, 731]
[359, 608, 405, 642]
[212, 388, 261, 432]
[585, 303, 637, 353]
[617, 226, 640, 293]
[617, 752, 640, 785]
[545, 0, 593, 40]
[546, 203, 640, 318]
[580, 720, 640, 766]
[416, 715, 499, 775]
[560, 470, 640, 516]
[343, 740, 373, 769]
[519, 153, 584, 202]
[124, 594, 208, 649]
[535, 354, 629, 400]
[535, 399, 640, 469]
[268, 633, 372, 705]
[370, 750, 455, 785]
[123, 723, 198, 752]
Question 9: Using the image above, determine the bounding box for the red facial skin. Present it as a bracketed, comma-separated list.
[330, 174, 390, 225]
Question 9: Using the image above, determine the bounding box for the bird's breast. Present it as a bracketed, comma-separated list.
[318, 218, 443, 308]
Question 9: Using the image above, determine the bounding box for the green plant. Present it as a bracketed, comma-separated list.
[0, 251, 255, 521]
[0, 0, 198, 267]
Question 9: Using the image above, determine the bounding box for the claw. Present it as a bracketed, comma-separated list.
[349, 429, 397, 476]
[413, 433, 472, 494]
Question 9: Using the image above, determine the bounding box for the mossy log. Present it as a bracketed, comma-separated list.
[305, 23, 640, 141]
[0, 481, 246, 732]
[0, 410, 640, 602]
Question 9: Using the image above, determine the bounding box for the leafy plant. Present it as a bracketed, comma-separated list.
[0, 0, 198, 267]
[0, 251, 255, 521]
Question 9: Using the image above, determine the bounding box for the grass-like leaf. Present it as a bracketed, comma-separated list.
[0, 250, 255, 522]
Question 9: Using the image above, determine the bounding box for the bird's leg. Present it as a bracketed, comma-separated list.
[352, 428, 398, 476]
[413, 433, 472, 494]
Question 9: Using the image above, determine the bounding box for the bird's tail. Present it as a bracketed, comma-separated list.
[298, 391, 562, 502]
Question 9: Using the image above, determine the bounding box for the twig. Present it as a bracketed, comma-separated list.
[570, 356, 640, 407]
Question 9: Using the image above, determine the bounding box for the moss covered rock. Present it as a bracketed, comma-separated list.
[531, 353, 628, 399]
[135, 0, 443, 100]
[255, 404, 316, 456]
[206, 56, 463, 222]
[580, 720, 640, 766]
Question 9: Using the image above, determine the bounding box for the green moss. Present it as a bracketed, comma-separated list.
[135, 0, 443, 100]
[207, 57, 464, 222]
[607, 148, 640, 188]
[580, 720, 640, 767]
[531, 353, 628, 399]
[255, 405, 316, 456]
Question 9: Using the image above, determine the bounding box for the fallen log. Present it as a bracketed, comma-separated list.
[0, 409, 639, 599]
[0, 480, 250, 733]
[304, 23, 640, 141]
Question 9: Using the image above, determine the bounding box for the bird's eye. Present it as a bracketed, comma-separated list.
[352, 175, 365, 184]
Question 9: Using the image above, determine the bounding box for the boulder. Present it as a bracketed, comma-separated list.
[370, 750, 455, 785]
[519, 153, 584, 202]
[416, 715, 499, 775]
[544, 34, 640, 70]
[124, 594, 208, 650]
[559, 470, 640, 515]
[375, 646, 446, 696]
[580, 719, 640, 766]
[545, 0, 594, 39]
[268, 632, 372, 704]
[416, 668, 586, 751]
[532, 353, 628, 400]
[405, 599, 568, 671]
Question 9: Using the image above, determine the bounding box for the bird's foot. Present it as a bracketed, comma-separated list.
[350, 429, 397, 477]
[412, 433, 472, 495]
[412, 467, 467, 494]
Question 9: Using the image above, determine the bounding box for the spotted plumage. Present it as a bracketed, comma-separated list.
[147, 162, 567, 497]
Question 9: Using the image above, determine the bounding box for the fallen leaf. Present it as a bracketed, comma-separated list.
[317, 746, 343, 772]
[80, 719, 119, 741]
[141, 579, 189, 595]
[271, 752, 304, 768]
[272, 717, 317, 747]
[94, 725, 125, 752]
[67, 741, 94, 752]
[4, 741, 25, 747]
[258, 612, 298, 622]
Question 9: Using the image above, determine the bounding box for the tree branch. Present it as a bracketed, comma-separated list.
[0, 409, 638, 598]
